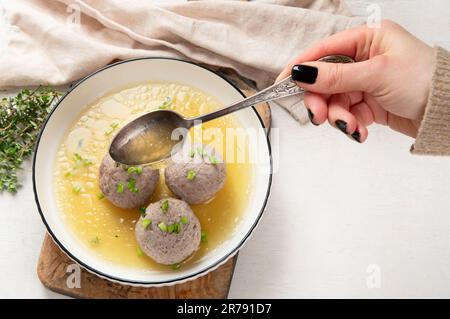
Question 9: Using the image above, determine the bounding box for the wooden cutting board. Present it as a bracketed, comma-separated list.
[36, 71, 271, 299]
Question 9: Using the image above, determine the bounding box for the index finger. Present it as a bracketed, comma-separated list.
[276, 24, 373, 81]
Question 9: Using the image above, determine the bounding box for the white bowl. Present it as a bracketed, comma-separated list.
[33, 58, 272, 286]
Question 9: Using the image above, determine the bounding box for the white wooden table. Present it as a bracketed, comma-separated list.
[1, 0, 450, 298]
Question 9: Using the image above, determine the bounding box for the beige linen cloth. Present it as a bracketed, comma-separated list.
[0, 0, 364, 122]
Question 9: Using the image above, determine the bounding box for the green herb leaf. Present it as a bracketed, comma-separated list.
[72, 183, 82, 194]
[127, 178, 139, 193]
[90, 236, 100, 245]
[105, 122, 119, 136]
[171, 263, 181, 270]
[158, 97, 172, 110]
[0, 87, 60, 193]
[139, 206, 146, 217]
[196, 147, 206, 156]
[116, 182, 124, 193]
[180, 216, 189, 224]
[82, 159, 92, 166]
[158, 222, 167, 232]
[208, 155, 219, 165]
[186, 170, 196, 181]
[142, 219, 152, 229]
[161, 199, 169, 213]
[201, 230, 207, 243]
[68, 153, 92, 176]
[173, 222, 181, 234]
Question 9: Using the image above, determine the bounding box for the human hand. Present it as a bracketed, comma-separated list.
[277, 20, 435, 142]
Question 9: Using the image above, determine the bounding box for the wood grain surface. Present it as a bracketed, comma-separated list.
[37, 235, 238, 299]
[37, 71, 271, 299]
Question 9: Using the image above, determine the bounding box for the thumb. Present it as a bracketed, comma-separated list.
[291, 59, 378, 94]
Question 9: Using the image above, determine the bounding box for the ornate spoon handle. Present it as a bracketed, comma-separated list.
[190, 55, 355, 124]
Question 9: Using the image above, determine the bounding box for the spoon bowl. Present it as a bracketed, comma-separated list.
[110, 55, 355, 165]
[110, 110, 189, 165]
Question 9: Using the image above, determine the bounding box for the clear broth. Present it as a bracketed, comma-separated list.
[54, 82, 253, 271]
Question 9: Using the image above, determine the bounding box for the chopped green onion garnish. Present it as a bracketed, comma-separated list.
[161, 199, 169, 213]
[208, 155, 219, 165]
[167, 223, 175, 233]
[70, 153, 92, 172]
[97, 193, 105, 200]
[105, 122, 119, 136]
[116, 182, 124, 193]
[158, 97, 172, 110]
[127, 166, 142, 175]
[127, 178, 139, 193]
[173, 222, 181, 234]
[82, 158, 92, 166]
[180, 216, 188, 224]
[142, 219, 152, 229]
[139, 206, 146, 217]
[136, 246, 144, 256]
[201, 230, 207, 243]
[186, 170, 196, 180]
[158, 222, 167, 232]
[172, 263, 181, 270]
[72, 184, 82, 194]
[196, 147, 206, 156]
[90, 236, 100, 245]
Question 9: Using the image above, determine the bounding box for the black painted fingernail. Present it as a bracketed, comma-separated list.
[351, 130, 361, 143]
[307, 108, 318, 126]
[335, 120, 348, 134]
[291, 65, 318, 84]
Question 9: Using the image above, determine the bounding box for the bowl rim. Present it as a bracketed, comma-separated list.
[32, 57, 273, 286]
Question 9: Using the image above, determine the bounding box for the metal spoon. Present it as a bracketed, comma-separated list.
[110, 55, 354, 165]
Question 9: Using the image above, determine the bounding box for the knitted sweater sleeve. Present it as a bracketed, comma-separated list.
[411, 46, 450, 155]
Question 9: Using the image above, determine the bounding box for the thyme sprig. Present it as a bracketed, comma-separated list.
[0, 87, 60, 193]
